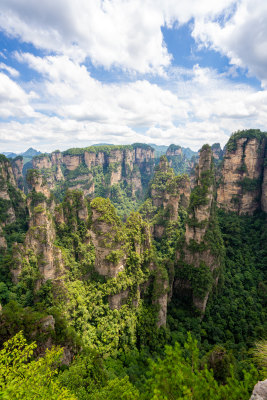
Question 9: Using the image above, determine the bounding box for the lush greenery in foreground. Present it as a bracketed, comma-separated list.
[0, 331, 263, 400]
[0, 206, 265, 399]
[0, 148, 266, 399]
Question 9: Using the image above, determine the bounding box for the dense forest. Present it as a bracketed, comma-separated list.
[0, 130, 266, 399]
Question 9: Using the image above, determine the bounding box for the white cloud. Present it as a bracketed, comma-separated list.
[192, 0, 267, 85]
[0, 62, 20, 77]
[0, 72, 36, 118]
[0, 0, 267, 153]
[0, 0, 235, 73]
[1, 53, 267, 153]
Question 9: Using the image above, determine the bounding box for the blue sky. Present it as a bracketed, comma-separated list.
[0, 0, 267, 152]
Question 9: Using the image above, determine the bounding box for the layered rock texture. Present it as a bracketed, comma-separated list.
[166, 144, 195, 175]
[0, 155, 27, 251]
[211, 143, 223, 162]
[31, 144, 155, 201]
[217, 130, 267, 214]
[11, 170, 64, 288]
[149, 156, 190, 238]
[175, 145, 224, 313]
[11, 156, 24, 190]
[250, 380, 267, 400]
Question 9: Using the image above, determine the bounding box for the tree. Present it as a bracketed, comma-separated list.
[0, 331, 76, 399]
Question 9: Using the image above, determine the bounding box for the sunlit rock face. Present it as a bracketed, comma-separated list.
[176, 145, 224, 314]
[217, 132, 267, 215]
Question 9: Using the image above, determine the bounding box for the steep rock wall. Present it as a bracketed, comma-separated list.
[32, 144, 155, 200]
[176, 145, 224, 314]
[11, 170, 64, 288]
[217, 131, 267, 215]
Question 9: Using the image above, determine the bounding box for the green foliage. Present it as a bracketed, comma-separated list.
[58, 349, 107, 399]
[90, 197, 122, 226]
[93, 376, 139, 400]
[66, 164, 91, 180]
[238, 177, 260, 192]
[201, 211, 267, 350]
[0, 331, 76, 399]
[109, 183, 142, 219]
[176, 261, 213, 300]
[188, 170, 213, 211]
[26, 168, 41, 186]
[226, 129, 267, 152]
[150, 160, 174, 193]
[141, 333, 258, 400]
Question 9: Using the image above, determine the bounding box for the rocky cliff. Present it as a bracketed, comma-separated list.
[11, 169, 64, 288]
[31, 144, 154, 203]
[149, 156, 190, 238]
[217, 130, 267, 215]
[166, 144, 194, 175]
[175, 145, 224, 313]
[11, 156, 24, 190]
[0, 155, 27, 251]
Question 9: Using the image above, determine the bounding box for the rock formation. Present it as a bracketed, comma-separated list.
[176, 145, 224, 313]
[211, 143, 223, 162]
[0, 155, 27, 252]
[11, 156, 24, 190]
[217, 130, 267, 214]
[11, 169, 64, 288]
[166, 144, 194, 175]
[250, 380, 267, 400]
[31, 144, 155, 200]
[150, 156, 191, 238]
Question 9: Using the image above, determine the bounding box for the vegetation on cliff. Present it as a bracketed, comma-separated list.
[0, 135, 266, 399]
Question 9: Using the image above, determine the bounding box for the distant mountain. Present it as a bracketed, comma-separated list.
[2, 152, 17, 158]
[20, 148, 41, 158]
[1, 148, 41, 159]
[149, 143, 197, 159]
[148, 144, 169, 157]
[181, 147, 197, 159]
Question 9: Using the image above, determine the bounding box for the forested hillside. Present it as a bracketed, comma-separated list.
[0, 129, 266, 399]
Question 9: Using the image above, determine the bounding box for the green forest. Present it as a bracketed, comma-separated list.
[0, 131, 266, 399]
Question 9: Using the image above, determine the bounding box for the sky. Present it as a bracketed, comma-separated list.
[0, 0, 267, 153]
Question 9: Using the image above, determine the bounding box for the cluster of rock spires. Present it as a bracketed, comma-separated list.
[217, 133, 267, 214]
[0, 130, 267, 330]
[31, 144, 155, 198]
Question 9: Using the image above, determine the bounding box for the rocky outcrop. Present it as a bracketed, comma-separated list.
[166, 144, 182, 157]
[0, 155, 25, 227]
[32, 144, 155, 200]
[250, 380, 267, 400]
[176, 145, 224, 313]
[90, 197, 126, 278]
[166, 144, 194, 175]
[217, 130, 267, 215]
[261, 162, 267, 213]
[11, 170, 64, 287]
[211, 143, 223, 162]
[150, 156, 190, 237]
[11, 156, 24, 190]
[146, 156, 192, 326]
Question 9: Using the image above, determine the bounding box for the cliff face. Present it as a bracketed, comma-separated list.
[89, 197, 126, 278]
[142, 156, 191, 326]
[176, 145, 224, 313]
[0, 156, 17, 226]
[166, 144, 194, 175]
[11, 170, 64, 288]
[150, 156, 190, 235]
[217, 131, 267, 215]
[32, 144, 155, 201]
[11, 156, 24, 190]
[211, 143, 223, 162]
[0, 156, 27, 252]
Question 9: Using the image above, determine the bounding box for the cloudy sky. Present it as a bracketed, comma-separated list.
[0, 0, 267, 152]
